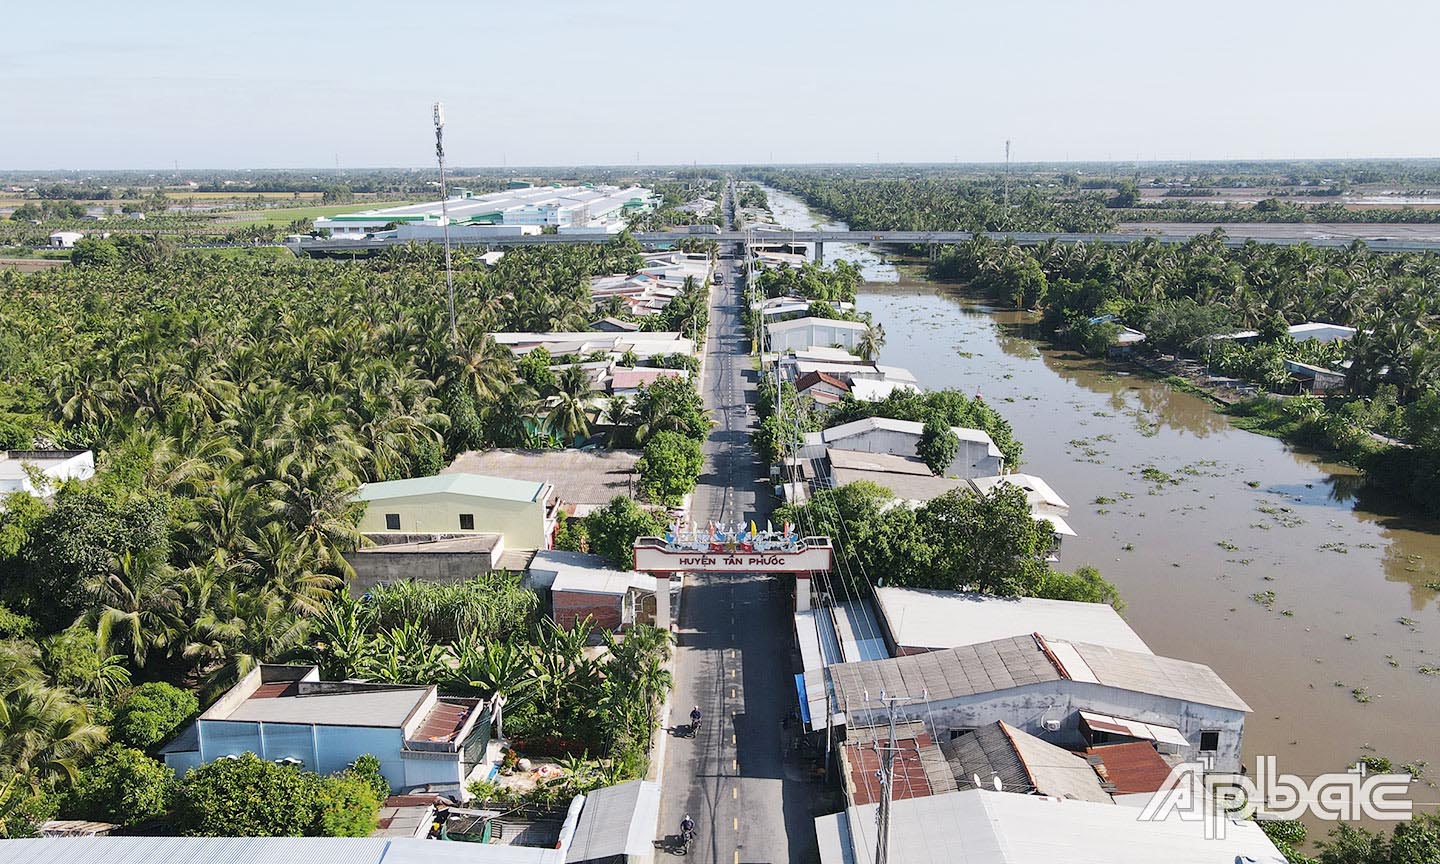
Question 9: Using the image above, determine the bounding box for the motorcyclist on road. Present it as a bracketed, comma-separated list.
[681, 815, 696, 838]
[690, 705, 702, 732]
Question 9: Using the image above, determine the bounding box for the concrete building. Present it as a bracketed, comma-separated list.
[872, 588, 1149, 656]
[314, 185, 656, 238]
[846, 378, 919, 402]
[766, 317, 869, 354]
[794, 370, 851, 406]
[160, 665, 491, 797]
[968, 473, 1074, 540]
[48, 231, 83, 248]
[356, 473, 558, 549]
[752, 296, 856, 323]
[827, 633, 1250, 771]
[0, 449, 95, 498]
[800, 417, 1003, 479]
[528, 549, 670, 632]
[814, 787, 1285, 864]
[1213, 321, 1358, 345]
[490, 331, 693, 362]
[608, 366, 687, 398]
[443, 449, 641, 518]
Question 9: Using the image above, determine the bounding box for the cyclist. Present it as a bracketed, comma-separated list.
[689, 705, 703, 733]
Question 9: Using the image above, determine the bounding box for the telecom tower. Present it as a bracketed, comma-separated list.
[433, 102, 457, 344]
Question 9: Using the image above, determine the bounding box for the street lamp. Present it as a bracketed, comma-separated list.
[434, 101, 456, 344]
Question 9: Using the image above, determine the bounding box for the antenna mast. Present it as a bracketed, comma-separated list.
[1003, 139, 1011, 222]
[434, 101, 457, 344]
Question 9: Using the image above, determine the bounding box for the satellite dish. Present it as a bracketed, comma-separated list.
[992, 775, 1003, 792]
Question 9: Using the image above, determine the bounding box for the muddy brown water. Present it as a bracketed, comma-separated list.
[763, 186, 1440, 808]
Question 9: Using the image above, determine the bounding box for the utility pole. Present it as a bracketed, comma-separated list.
[433, 102, 457, 345]
[866, 691, 924, 864]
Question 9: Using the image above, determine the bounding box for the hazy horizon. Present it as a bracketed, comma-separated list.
[6, 0, 1439, 170]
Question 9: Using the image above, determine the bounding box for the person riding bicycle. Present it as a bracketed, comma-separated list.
[689, 705, 702, 731]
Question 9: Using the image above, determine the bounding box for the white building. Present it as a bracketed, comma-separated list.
[0, 449, 95, 497]
[766, 317, 869, 354]
[490, 331, 693, 362]
[314, 185, 656, 238]
[800, 417, 1004, 478]
[828, 633, 1250, 771]
[48, 231, 84, 248]
[815, 788, 1285, 864]
[160, 665, 491, 797]
[872, 588, 1150, 656]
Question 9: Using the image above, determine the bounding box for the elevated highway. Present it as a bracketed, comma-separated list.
[289, 221, 1440, 257]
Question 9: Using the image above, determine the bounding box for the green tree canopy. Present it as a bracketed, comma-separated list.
[916, 416, 961, 476]
[110, 682, 198, 752]
[637, 430, 703, 505]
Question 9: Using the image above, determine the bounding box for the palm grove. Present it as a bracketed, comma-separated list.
[0, 235, 706, 835]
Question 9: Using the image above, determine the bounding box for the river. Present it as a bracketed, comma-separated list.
[761, 186, 1440, 802]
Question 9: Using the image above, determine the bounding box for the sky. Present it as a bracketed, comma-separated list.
[5, 0, 1440, 169]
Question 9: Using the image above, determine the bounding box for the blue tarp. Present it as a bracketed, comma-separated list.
[794, 673, 812, 726]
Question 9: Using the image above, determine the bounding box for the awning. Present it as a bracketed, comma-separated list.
[1079, 710, 1190, 748]
[794, 674, 812, 726]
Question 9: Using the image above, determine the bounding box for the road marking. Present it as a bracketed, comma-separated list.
[732, 758, 737, 771]
[732, 787, 737, 799]
[732, 733, 736, 745]
[734, 851, 740, 864]
[730, 687, 736, 698]
[734, 817, 739, 831]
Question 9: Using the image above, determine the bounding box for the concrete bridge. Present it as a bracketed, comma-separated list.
[289, 223, 1440, 258]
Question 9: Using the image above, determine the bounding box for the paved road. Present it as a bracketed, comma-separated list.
[655, 183, 821, 864]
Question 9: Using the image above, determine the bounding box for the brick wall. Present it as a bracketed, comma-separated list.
[552, 591, 622, 631]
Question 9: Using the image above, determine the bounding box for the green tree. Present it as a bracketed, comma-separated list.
[916, 416, 960, 476]
[1315, 809, 1440, 864]
[110, 682, 198, 752]
[577, 496, 667, 570]
[69, 239, 120, 267]
[637, 430, 703, 505]
[62, 744, 174, 827]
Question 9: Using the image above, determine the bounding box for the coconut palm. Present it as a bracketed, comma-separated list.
[546, 364, 594, 444]
[0, 683, 106, 791]
[857, 322, 887, 362]
[83, 548, 182, 669]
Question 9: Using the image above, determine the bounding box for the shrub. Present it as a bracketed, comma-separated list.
[62, 745, 174, 827]
[111, 682, 199, 751]
[172, 753, 380, 838]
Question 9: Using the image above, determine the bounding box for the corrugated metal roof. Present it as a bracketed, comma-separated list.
[872, 590, 1150, 655]
[358, 473, 547, 504]
[829, 634, 1249, 713]
[939, 721, 1111, 803]
[564, 780, 660, 863]
[814, 788, 1287, 864]
[226, 686, 429, 728]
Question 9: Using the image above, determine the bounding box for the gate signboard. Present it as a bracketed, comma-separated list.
[632, 534, 834, 573]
